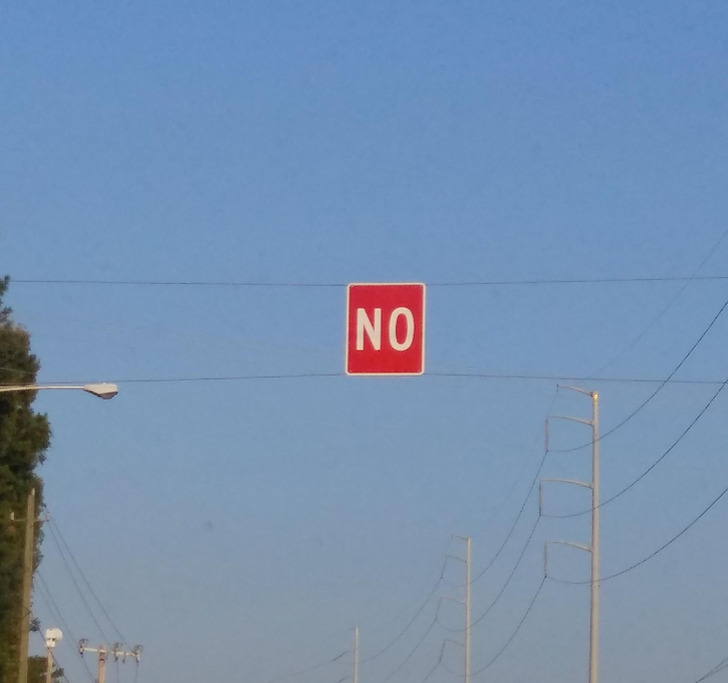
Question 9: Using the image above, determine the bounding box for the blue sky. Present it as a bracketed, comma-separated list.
[2, 2, 728, 682]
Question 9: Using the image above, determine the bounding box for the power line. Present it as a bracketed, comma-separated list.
[548, 485, 728, 585]
[360, 555, 447, 665]
[36, 572, 96, 683]
[46, 522, 111, 644]
[48, 517, 129, 646]
[12, 276, 728, 287]
[471, 514, 541, 629]
[595, 230, 728, 376]
[35, 371, 728, 388]
[549, 292, 728, 454]
[544, 376, 728, 519]
[420, 647, 444, 683]
[594, 226, 728, 375]
[693, 653, 728, 682]
[469, 450, 546, 585]
[264, 650, 349, 683]
[377, 615, 439, 683]
[470, 576, 547, 678]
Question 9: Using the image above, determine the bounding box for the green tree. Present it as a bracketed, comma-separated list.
[0, 277, 51, 681]
[27, 655, 64, 682]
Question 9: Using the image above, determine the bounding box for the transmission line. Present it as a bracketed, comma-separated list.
[36, 572, 96, 683]
[12, 275, 728, 287]
[550, 291, 728, 454]
[46, 521, 111, 644]
[693, 653, 728, 682]
[548, 485, 728, 585]
[544, 376, 728, 519]
[469, 450, 546, 585]
[377, 615, 439, 683]
[471, 514, 541, 629]
[594, 225, 728, 375]
[264, 650, 349, 683]
[49, 517, 129, 645]
[359, 559, 445, 664]
[470, 576, 547, 678]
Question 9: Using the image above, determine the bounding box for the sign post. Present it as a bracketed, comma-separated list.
[346, 283, 425, 375]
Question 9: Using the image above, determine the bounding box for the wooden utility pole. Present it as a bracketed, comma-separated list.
[17, 487, 36, 683]
[44, 628, 62, 683]
[80, 640, 143, 683]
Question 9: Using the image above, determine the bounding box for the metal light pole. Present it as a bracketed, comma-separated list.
[464, 537, 471, 683]
[449, 535, 471, 683]
[353, 626, 359, 683]
[3, 382, 119, 683]
[542, 387, 600, 683]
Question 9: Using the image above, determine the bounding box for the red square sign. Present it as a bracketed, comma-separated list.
[346, 283, 426, 375]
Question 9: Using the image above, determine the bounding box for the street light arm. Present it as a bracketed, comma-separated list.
[0, 383, 118, 399]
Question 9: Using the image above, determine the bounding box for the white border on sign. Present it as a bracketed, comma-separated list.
[345, 282, 426, 376]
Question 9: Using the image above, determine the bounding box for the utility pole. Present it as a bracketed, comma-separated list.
[17, 487, 36, 683]
[464, 536, 471, 683]
[79, 640, 142, 683]
[450, 535, 471, 683]
[44, 629, 62, 683]
[353, 626, 359, 683]
[542, 387, 600, 683]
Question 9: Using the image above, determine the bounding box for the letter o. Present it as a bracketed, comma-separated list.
[389, 307, 415, 351]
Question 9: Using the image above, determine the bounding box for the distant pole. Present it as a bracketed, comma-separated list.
[589, 392, 600, 683]
[451, 535, 471, 683]
[98, 645, 107, 683]
[353, 627, 359, 683]
[464, 537, 471, 683]
[18, 487, 36, 683]
[80, 641, 142, 683]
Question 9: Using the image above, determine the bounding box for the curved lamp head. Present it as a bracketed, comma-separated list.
[81, 383, 118, 400]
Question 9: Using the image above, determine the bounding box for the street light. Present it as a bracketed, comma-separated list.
[3, 381, 119, 683]
[0, 382, 119, 400]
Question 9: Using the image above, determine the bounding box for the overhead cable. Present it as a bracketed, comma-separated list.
[360, 554, 447, 664]
[471, 514, 541, 629]
[36, 572, 96, 683]
[595, 226, 728, 374]
[550, 292, 728, 454]
[470, 576, 547, 678]
[38, 371, 728, 387]
[12, 275, 728, 287]
[469, 450, 546, 585]
[49, 517, 129, 645]
[264, 650, 349, 683]
[693, 653, 728, 682]
[544, 376, 728, 519]
[377, 616, 439, 683]
[46, 521, 111, 644]
[548, 485, 728, 585]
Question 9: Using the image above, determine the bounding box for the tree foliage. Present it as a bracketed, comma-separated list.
[0, 277, 51, 681]
[27, 655, 65, 682]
